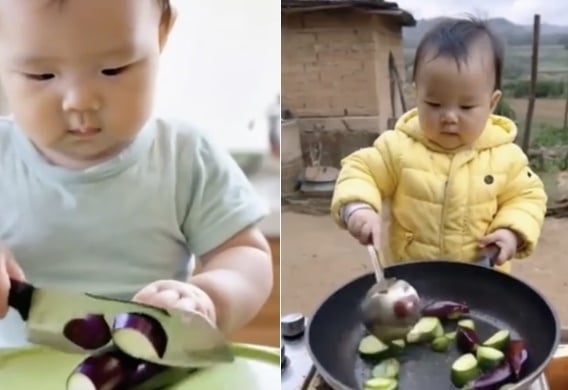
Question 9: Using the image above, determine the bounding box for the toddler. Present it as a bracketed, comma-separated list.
[331, 17, 547, 273]
[0, 0, 273, 343]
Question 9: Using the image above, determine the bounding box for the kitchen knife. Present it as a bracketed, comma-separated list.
[7, 279, 234, 368]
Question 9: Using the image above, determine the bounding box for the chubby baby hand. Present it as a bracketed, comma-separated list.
[132, 280, 217, 325]
[346, 208, 382, 249]
[479, 229, 519, 265]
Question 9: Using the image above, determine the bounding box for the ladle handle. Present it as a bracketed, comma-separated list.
[366, 245, 384, 282]
[476, 243, 501, 268]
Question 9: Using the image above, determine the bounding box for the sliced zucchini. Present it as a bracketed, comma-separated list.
[405, 317, 442, 344]
[364, 377, 397, 390]
[371, 358, 400, 379]
[476, 346, 505, 371]
[431, 336, 451, 353]
[482, 330, 510, 351]
[451, 353, 481, 388]
[358, 335, 390, 360]
[445, 331, 457, 341]
[458, 319, 475, 330]
[389, 339, 405, 354]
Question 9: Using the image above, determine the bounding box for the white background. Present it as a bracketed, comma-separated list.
[153, 0, 281, 152]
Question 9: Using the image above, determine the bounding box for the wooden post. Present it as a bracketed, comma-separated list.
[521, 14, 540, 153]
[563, 76, 568, 130]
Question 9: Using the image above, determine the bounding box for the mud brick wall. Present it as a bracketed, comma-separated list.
[282, 10, 406, 123]
[282, 10, 408, 167]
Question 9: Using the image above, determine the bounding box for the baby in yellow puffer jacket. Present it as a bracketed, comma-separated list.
[330, 17, 547, 273]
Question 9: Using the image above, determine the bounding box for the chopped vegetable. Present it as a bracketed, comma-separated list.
[456, 326, 480, 354]
[389, 339, 405, 354]
[476, 346, 505, 371]
[421, 300, 469, 320]
[463, 361, 512, 389]
[358, 335, 390, 360]
[405, 317, 443, 344]
[63, 314, 112, 350]
[445, 331, 457, 341]
[458, 319, 475, 330]
[451, 353, 481, 388]
[112, 313, 168, 360]
[506, 339, 528, 381]
[431, 336, 451, 352]
[482, 330, 510, 351]
[66, 347, 137, 390]
[371, 358, 400, 379]
[364, 377, 398, 390]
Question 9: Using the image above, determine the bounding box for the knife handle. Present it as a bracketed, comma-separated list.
[8, 279, 33, 321]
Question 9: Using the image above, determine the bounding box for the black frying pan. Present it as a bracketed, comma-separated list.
[307, 251, 560, 390]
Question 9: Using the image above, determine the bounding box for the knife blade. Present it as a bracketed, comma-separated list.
[8, 279, 234, 368]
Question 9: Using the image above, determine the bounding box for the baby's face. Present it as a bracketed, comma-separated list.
[414, 42, 501, 151]
[0, 0, 171, 168]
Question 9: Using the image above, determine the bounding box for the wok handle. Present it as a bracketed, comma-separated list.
[476, 244, 501, 268]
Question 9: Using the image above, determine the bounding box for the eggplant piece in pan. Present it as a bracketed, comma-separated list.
[421, 300, 469, 320]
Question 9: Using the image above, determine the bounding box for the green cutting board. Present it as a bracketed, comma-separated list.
[0, 343, 280, 389]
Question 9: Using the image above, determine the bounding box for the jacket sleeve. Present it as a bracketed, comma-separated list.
[330, 130, 401, 228]
[489, 145, 547, 258]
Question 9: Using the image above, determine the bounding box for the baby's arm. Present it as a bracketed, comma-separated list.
[192, 226, 272, 334]
[330, 131, 401, 227]
[488, 146, 547, 258]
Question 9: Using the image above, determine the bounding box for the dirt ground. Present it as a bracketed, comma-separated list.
[281, 212, 568, 327]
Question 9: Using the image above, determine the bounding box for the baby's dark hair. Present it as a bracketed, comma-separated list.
[411, 17, 504, 90]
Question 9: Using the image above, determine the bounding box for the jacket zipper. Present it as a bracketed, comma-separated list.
[440, 156, 457, 255]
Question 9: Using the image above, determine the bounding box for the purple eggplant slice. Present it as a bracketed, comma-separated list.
[421, 300, 469, 320]
[506, 339, 528, 381]
[63, 314, 112, 350]
[456, 326, 480, 354]
[66, 347, 137, 390]
[112, 312, 168, 360]
[463, 361, 513, 389]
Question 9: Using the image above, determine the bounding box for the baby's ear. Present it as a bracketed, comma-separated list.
[489, 89, 503, 112]
[159, 5, 178, 51]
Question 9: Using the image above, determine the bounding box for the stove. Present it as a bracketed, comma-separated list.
[280, 312, 551, 390]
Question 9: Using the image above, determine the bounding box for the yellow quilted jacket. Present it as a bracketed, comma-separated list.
[331, 108, 547, 273]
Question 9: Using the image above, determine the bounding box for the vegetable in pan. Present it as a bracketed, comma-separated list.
[363, 377, 398, 390]
[421, 301, 469, 320]
[405, 317, 443, 344]
[456, 326, 481, 354]
[358, 299, 530, 389]
[371, 358, 400, 379]
[358, 335, 391, 360]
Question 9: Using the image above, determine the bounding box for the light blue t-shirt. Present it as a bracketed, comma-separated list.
[0, 115, 268, 298]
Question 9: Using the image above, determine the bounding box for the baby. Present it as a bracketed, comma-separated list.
[0, 0, 273, 341]
[331, 17, 547, 273]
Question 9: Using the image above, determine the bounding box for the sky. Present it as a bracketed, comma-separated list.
[153, 0, 280, 152]
[395, 0, 568, 25]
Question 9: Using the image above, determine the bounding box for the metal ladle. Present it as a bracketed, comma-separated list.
[360, 245, 422, 342]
